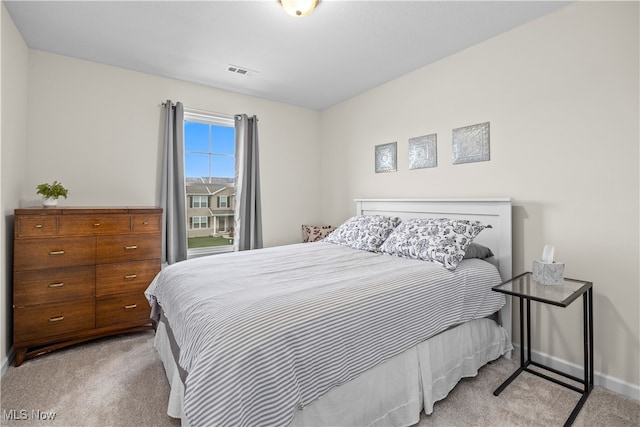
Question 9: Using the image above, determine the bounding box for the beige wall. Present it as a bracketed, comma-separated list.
[1, 4, 29, 374]
[24, 50, 322, 247]
[320, 1, 639, 392]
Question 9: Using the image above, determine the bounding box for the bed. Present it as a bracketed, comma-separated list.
[146, 198, 513, 427]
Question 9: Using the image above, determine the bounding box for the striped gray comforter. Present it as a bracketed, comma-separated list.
[145, 242, 504, 427]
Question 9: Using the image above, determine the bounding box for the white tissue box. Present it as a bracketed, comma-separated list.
[532, 260, 565, 285]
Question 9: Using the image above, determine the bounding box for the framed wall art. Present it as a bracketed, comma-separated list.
[452, 121, 490, 165]
[409, 134, 437, 170]
[375, 142, 397, 173]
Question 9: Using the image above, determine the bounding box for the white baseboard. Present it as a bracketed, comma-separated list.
[512, 344, 640, 402]
[1, 347, 14, 377]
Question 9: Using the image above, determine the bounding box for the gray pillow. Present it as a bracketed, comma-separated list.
[463, 242, 494, 259]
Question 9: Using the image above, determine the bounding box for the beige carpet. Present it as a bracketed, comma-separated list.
[1, 331, 638, 427]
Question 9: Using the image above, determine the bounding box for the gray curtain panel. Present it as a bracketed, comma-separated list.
[234, 114, 263, 251]
[160, 100, 187, 264]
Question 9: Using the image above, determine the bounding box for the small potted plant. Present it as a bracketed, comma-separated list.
[36, 181, 69, 207]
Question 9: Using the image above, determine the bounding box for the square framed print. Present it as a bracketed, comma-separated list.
[452, 122, 490, 165]
[409, 134, 437, 169]
[375, 142, 397, 173]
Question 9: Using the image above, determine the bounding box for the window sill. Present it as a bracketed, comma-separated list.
[187, 245, 234, 259]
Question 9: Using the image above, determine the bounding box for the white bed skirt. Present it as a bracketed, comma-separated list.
[155, 317, 512, 427]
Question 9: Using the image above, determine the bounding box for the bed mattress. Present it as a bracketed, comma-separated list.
[146, 242, 506, 427]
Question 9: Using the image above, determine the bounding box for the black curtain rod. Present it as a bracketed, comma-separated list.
[160, 102, 256, 121]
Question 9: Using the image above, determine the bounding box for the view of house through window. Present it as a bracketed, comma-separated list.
[184, 110, 235, 254]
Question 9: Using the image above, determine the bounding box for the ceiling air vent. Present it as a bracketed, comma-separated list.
[228, 65, 257, 77]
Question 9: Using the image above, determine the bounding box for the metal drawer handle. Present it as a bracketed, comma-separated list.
[124, 274, 137, 280]
[49, 316, 64, 322]
[49, 250, 65, 255]
[48, 283, 64, 288]
[93, 223, 101, 227]
[142, 221, 149, 225]
[34, 224, 43, 229]
[124, 245, 138, 250]
[124, 304, 137, 310]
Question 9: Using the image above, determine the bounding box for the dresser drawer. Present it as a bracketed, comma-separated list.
[58, 215, 131, 235]
[132, 214, 161, 233]
[96, 233, 161, 264]
[96, 260, 160, 297]
[96, 293, 151, 328]
[14, 237, 96, 271]
[14, 299, 95, 344]
[15, 216, 57, 238]
[14, 266, 95, 306]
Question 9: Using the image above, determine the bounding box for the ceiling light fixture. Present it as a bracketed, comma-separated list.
[280, 0, 319, 18]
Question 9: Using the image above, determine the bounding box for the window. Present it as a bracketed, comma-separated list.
[191, 216, 208, 229]
[192, 195, 209, 208]
[184, 110, 235, 256]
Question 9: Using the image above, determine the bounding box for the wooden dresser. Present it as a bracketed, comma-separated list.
[13, 207, 162, 366]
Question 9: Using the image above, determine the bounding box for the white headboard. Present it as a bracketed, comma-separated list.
[355, 198, 512, 338]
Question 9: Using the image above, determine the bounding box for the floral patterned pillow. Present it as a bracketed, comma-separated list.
[302, 225, 336, 243]
[323, 215, 401, 252]
[379, 218, 490, 270]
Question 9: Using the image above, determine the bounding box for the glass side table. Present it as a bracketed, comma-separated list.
[492, 272, 593, 427]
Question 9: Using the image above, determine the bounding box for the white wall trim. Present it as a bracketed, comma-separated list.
[1, 347, 14, 377]
[513, 344, 640, 402]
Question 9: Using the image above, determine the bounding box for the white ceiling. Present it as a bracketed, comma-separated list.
[4, 0, 569, 111]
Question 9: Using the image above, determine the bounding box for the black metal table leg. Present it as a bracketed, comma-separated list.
[526, 298, 532, 363]
[494, 296, 529, 396]
[562, 291, 594, 426]
[589, 288, 594, 386]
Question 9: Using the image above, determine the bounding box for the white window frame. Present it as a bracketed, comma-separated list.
[218, 195, 229, 208]
[184, 109, 235, 258]
[191, 216, 208, 229]
[192, 195, 209, 208]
